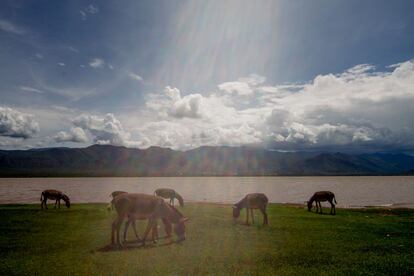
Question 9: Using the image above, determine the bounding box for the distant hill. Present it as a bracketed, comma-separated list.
[0, 145, 413, 176]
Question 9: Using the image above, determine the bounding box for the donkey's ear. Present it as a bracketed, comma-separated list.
[181, 217, 190, 223]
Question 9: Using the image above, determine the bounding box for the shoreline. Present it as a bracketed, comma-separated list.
[1, 201, 413, 210]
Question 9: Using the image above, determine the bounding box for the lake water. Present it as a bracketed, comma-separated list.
[0, 176, 413, 208]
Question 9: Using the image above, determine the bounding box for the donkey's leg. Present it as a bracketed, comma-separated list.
[116, 217, 125, 246]
[319, 201, 323, 213]
[260, 207, 268, 225]
[45, 198, 48, 209]
[131, 220, 142, 242]
[123, 219, 132, 242]
[162, 217, 172, 238]
[111, 216, 124, 245]
[251, 209, 255, 224]
[246, 208, 250, 225]
[58, 199, 61, 209]
[141, 217, 156, 246]
[329, 199, 336, 215]
[54, 199, 58, 209]
[151, 221, 158, 243]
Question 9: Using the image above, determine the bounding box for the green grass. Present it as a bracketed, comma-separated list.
[0, 203, 413, 275]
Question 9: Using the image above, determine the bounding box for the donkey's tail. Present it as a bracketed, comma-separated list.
[40, 192, 43, 202]
[334, 196, 337, 204]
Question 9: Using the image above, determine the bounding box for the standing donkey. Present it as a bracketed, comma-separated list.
[233, 193, 269, 225]
[307, 191, 337, 215]
[154, 188, 184, 207]
[40, 189, 70, 209]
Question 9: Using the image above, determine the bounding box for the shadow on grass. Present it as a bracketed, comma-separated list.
[95, 236, 178, 253]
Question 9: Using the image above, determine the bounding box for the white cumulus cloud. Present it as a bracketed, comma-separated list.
[72, 113, 141, 147]
[0, 107, 39, 139]
[53, 127, 89, 143]
[137, 60, 414, 151]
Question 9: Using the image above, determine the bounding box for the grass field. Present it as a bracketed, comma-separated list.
[0, 203, 413, 275]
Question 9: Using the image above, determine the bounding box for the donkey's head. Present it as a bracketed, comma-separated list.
[174, 217, 189, 242]
[232, 206, 240, 219]
[306, 201, 312, 211]
[63, 194, 71, 208]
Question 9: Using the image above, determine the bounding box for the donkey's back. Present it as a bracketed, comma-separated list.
[311, 191, 336, 201]
[245, 193, 268, 208]
[154, 188, 175, 197]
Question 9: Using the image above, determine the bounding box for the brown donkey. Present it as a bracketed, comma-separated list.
[40, 189, 70, 209]
[233, 193, 269, 225]
[154, 188, 184, 207]
[109, 191, 169, 242]
[111, 193, 189, 247]
[307, 191, 337, 215]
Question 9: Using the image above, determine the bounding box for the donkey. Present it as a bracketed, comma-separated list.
[154, 188, 184, 207]
[109, 191, 169, 243]
[40, 189, 70, 210]
[233, 193, 269, 225]
[111, 193, 189, 247]
[307, 191, 337, 215]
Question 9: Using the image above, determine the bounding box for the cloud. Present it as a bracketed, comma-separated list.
[138, 60, 414, 152]
[260, 60, 414, 151]
[128, 72, 143, 82]
[20, 86, 44, 94]
[0, 20, 25, 35]
[218, 74, 266, 95]
[80, 4, 99, 20]
[73, 113, 141, 147]
[35, 53, 43, 59]
[0, 107, 39, 139]
[53, 127, 89, 143]
[89, 58, 105, 68]
[58, 62, 66, 66]
[147, 86, 205, 119]
[68, 46, 79, 53]
[218, 81, 252, 95]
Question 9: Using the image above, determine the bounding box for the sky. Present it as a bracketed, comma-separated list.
[1, 0, 414, 153]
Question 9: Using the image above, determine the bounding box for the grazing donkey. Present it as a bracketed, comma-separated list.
[109, 191, 168, 243]
[233, 193, 269, 225]
[111, 193, 189, 247]
[154, 188, 184, 207]
[40, 189, 70, 210]
[307, 191, 337, 215]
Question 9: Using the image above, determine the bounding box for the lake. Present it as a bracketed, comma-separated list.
[0, 176, 413, 208]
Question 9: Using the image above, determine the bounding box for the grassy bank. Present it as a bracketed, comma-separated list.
[0, 203, 413, 275]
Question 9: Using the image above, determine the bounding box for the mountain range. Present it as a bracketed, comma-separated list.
[0, 144, 413, 177]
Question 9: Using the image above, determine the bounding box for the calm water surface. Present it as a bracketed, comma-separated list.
[0, 176, 413, 208]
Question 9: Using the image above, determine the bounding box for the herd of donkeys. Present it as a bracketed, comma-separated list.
[39, 188, 337, 247]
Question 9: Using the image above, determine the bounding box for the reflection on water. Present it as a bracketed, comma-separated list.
[0, 176, 413, 208]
